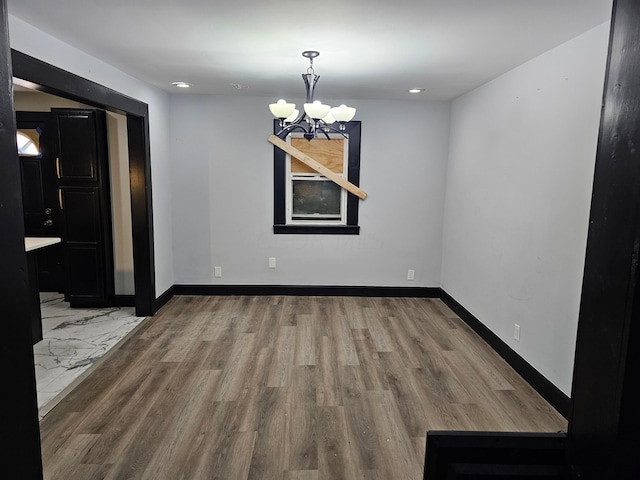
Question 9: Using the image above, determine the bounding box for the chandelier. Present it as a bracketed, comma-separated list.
[269, 51, 357, 141]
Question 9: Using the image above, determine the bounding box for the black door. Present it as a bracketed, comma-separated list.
[53, 108, 114, 307]
[17, 111, 65, 292]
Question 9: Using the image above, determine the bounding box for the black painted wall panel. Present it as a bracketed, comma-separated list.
[0, 0, 44, 476]
[568, 0, 640, 478]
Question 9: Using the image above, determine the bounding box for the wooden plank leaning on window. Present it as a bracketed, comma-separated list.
[268, 134, 367, 200]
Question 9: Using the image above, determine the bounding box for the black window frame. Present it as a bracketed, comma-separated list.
[273, 119, 361, 235]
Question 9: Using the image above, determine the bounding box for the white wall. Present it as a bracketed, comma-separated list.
[9, 15, 175, 297]
[169, 95, 450, 286]
[441, 23, 610, 395]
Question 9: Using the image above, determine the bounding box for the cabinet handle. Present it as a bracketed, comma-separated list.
[58, 189, 63, 210]
[55, 157, 61, 179]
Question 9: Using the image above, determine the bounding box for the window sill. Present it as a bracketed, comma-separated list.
[273, 225, 360, 235]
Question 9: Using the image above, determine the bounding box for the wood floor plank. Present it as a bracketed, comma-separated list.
[317, 335, 342, 406]
[363, 309, 396, 353]
[44, 433, 101, 480]
[378, 351, 430, 438]
[266, 325, 296, 387]
[255, 302, 286, 349]
[40, 411, 85, 465]
[78, 361, 179, 464]
[284, 470, 319, 480]
[329, 313, 360, 366]
[101, 342, 218, 478]
[294, 314, 317, 366]
[342, 390, 383, 471]
[281, 295, 310, 325]
[214, 333, 258, 401]
[340, 297, 368, 329]
[62, 463, 113, 480]
[287, 365, 318, 471]
[413, 347, 474, 404]
[382, 315, 425, 368]
[367, 390, 423, 480]
[189, 430, 257, 480]
[39, 295, 567, 480]
[139, 369, 222, 480]
[352, 328, 387, 391]
[317, 406, 359, 480]
[447, 325, 515, 390]
[247, 386, 290, 479]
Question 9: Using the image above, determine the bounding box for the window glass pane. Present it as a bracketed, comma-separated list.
[292, 179, 341, 219]
[17, 130, 40, 156]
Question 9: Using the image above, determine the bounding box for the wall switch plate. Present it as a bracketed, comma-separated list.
[514, 324, 521, 342]
[214, 266, 222, 278]
[407, 269, 415, 281]
[269, 257, 276, 269]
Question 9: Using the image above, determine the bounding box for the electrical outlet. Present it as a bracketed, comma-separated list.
[407, 269, 415, 281]
[214, 266, 222, 278]
[514, 324, 521, 342]
[269, 257, 277, 269]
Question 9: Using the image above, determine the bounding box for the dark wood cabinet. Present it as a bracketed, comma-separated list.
[53, 109, 114, 307]
[17, 109, 115, 307]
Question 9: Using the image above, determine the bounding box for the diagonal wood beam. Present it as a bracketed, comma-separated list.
[268, 134, 367, 200]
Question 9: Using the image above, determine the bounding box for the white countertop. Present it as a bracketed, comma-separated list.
[25, 237, 62, 252]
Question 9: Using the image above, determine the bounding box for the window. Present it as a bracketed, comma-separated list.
[287, 134, 347, 224]
[17, 130, 40, 156]
[273, 120, 361, 234]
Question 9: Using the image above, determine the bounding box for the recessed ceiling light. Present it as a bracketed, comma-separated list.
[408, 88, 425, 93]
[229, 83, 248, 90]
[171, 81, 191, 88]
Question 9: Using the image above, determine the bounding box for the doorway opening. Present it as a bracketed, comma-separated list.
[12, 49, 156, 317]
[15, 88, 134, 306]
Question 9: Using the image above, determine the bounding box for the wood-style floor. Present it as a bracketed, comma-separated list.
[40, 295, 567, 480]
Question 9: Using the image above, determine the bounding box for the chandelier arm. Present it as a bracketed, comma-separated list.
[318, 128, 331, 140]
[318, 124, 349, 139]
[289, 111, 307, 126]
[276, 123, 311, 139]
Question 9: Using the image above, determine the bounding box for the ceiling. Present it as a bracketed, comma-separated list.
[7, 0, 612, 102]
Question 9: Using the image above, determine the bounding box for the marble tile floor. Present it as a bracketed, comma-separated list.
[34, 292, 147, 419]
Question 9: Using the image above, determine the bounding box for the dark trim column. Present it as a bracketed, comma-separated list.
[127, 114, 155, 315]
[0, 1, 43, 476]
[568, 0, 640, 478]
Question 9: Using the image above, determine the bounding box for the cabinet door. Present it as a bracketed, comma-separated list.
[56, 112, 99, 181]
[16, 112, 64, 293]
[54, 109, 114, 307]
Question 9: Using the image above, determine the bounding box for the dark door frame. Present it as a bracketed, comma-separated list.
[10, 50, 156, 317]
